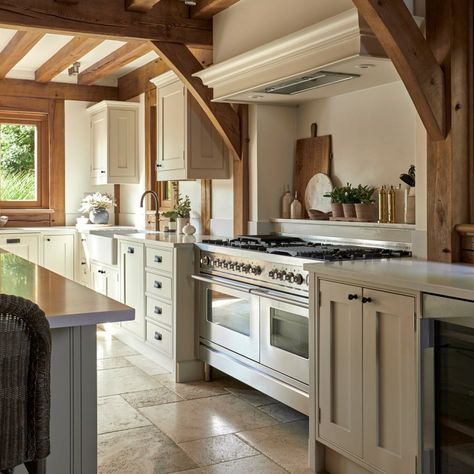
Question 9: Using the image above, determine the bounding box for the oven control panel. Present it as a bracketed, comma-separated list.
[198, 250, 309, 292]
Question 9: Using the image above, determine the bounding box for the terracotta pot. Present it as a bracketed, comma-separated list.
[331, 203, 344, 218]
[355, 203, 375, 221]
[342, 203, 356, 218]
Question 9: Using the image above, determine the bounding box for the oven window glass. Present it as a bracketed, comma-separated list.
[207, 289, 250, 336]
[436, 320, 474, 473]
[270, 308, 308, 359]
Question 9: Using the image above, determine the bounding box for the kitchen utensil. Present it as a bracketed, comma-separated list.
[290, 192, 303, 219]
[281, 185, 292, 218]
[304, 173, 333, 215]
[307, 209, 331, 220]
[294, 123, 332, 216]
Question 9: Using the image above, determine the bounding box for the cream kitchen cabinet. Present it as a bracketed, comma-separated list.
[318, 280, 416, 474]
[119, 240, 145, 339]
[88, 100, 139, 185]
[90, 262, 119, 301]
[0, 233, 39, 263]
[42, 233, 74, 279]
[152, 72, 230, 181]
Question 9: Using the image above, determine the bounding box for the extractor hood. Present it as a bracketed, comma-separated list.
[194, 8, 422, 104]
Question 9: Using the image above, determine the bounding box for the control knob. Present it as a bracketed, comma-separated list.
[251, 265, 262, 275]
[235, 263, 242, 272]
[200, 256, 210, 265]
[285, 272, 295, 283]
[242, 264, 251, 274]
[294, 273, 304, 285]
[268, 269, 278, 279]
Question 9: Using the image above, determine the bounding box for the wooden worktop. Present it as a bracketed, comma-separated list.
[0, 251, 134, 329]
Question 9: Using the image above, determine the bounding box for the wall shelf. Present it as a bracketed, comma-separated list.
[271, 218, 416, 230]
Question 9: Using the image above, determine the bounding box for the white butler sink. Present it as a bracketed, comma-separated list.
[87, 229, 141, 265]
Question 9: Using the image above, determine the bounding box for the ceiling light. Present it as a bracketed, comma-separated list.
[68, 61, 81, 76]
[356, 64, 375, 69]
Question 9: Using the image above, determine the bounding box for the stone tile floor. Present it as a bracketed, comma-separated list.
[97, 330, 312, 474]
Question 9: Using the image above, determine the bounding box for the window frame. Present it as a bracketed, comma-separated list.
[0, 111, 49, 209]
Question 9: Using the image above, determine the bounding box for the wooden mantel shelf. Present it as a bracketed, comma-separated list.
[455, 224, 474, 235]
[271, 218, 416, 230]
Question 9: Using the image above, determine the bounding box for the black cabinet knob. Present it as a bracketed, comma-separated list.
[154, 332, 162, 341]
[348, 294, 358, 301]
[362, 297, 372, 304]
[154, 306, 162, 315]
[154, 281, 162, 289]
[154, 255, 162, 263]
[127, 247, 134, 254]
[100, 170, 106, 174]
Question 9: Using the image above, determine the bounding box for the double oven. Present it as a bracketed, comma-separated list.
[193, 268, 309, 412]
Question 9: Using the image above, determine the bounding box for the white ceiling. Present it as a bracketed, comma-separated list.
[0, 28, 159, 87]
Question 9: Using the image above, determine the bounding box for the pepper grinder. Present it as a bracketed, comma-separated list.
[378, 185, 387, 223]
[290, 192, 303, 219]
[387, 185, 396, 223]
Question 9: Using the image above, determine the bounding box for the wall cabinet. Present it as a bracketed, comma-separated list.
[119, 241, 145, 339]
[42, 234, 74, 279]
[152, 72, 230, 181]
[88, 100, 139, 185]
[0, 233, 39, 263]
[318, 280, 416, 474]
[90, 262, 119, 301]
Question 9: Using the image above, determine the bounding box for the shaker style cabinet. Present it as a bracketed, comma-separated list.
[88, 100, 139, 185]
[318, 280, 416, 474]
[90, 262, 119, 301]
[151, 71, 230, 181]
[42, 233, 74, 279]
[0, 233, 39, 263]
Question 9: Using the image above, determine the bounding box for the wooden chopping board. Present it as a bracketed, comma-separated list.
[294, 123, 332, 216]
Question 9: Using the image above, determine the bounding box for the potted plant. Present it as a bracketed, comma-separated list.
[324, 186, 346, 218]
[354, 185, 376, 221]
[79, 192, 116, 224]
[341, 183, 359, 218]
[162, 194, 191, 234]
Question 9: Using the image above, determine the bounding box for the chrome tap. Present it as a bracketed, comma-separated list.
[140, 190, 160, 231]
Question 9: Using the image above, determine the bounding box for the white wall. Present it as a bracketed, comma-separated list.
[64, 101, 115, 225]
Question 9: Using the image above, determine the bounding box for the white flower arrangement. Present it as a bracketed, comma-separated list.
[79, 192, 116, 214]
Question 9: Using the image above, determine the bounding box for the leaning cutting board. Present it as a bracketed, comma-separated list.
[294, 123, 332, 216]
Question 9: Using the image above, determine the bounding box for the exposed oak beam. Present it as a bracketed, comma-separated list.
[353, 0, 446, 141]
[118, 57, 169, 100]
[125, 0, 161, 13]
[35, 37, 103, 83]
[151, 41, 241, 160]
[0, 77, 118, 101]
[0, 0, 212, 47]
[191, 0, 240, 19]
[78, 41, 152, 85]
[0, 30, 44, 79]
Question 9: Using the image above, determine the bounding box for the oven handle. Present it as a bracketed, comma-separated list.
[250, 288, 309, 309]
[191, 274, 259, 293]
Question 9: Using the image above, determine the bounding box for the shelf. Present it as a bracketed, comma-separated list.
[271, 218, 416, 230]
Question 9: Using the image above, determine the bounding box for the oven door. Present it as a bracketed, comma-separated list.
[254, 289, 309, 385]
[193, 274, 260, 362]
[422, 293, 474, 474]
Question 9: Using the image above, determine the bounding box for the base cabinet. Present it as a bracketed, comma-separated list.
[90, 262, 119, 301]
[0, 233, 39, 263]
[42, 234, 74, 279]
[318, 280, 416, 474]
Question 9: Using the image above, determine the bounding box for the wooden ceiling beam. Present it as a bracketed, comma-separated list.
[0, 77, 118, 101]
[35, 37, 103, 83]
[0, 0, 212, 47]
[353, 0, 446, 141]
[191, 0, 240, 19]
[125, 0, 161, 13]
[0, 30, 44, 79]
[151, 41, 241, 160]
[118, 57, 169, 100]
[78, 41, 152, 85]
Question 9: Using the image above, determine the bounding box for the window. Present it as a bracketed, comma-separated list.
[0, 112, 49, 208]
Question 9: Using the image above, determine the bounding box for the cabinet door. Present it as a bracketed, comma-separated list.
[0, 234, 39, 263]
[108, 107, 138, 183]
[43, 234, 74, 279]
[91, 263, 107, 296]
[90, 110, 108, 183]
[120, 242, 145, 338]
[362, 289, 416, 474]
[157, 81, 185, 173]
[105, 268, 120, 302]
[318, 280, 363, 457]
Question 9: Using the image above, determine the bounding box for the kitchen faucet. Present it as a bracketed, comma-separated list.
[140, 190, 160, 232]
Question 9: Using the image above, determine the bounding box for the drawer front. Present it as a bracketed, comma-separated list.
[146, 247, 173, 274]
[146, 272, 172, 301]
[146, 297, 172, 327]
[146, 321, 172, 356]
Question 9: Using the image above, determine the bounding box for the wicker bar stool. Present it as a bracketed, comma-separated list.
[0, 295, 51, 474]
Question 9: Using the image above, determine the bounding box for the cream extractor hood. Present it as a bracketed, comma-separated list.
[194, 8, 421, 104]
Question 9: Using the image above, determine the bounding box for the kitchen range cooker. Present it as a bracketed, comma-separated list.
[193, 235, 412, 414]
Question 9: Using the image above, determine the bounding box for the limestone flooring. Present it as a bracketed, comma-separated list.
[97, 331, 311, 474]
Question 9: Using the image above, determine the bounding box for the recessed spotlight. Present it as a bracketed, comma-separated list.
[356, 64, 376, 69]
[249, 95, 264, 99]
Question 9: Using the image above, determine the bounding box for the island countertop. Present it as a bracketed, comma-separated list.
[0, 251, 134, 329]
[304, 258, 474, 301]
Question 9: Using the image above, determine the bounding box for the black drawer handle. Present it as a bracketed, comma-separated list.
[348, 294, 358, 300]
[154, 306, 162, 315]
[81, 262, 86, 265]
[156, 164, 162, 168]
[154, 332, 162, 341]
[154, 255, 162, 263]
[6, 238, 20, 244]
[100, 170, 106, 174]
[362, 297, 372, 304]
[154, 281, 162, 289]
[127, 247, 134, 254]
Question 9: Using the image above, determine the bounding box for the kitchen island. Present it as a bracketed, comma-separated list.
[0, 251, 134, 474]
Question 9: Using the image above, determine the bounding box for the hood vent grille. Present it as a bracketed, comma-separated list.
[261, 70, 360, 95]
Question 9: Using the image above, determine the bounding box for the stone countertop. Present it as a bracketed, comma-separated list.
[115, 232, 219, 248]
[304, 258, 474, 301]
[0, 251, 134, 329]
[0, 226, 77, 233]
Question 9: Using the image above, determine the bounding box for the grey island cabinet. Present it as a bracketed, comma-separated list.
[0, 250, 134, 474]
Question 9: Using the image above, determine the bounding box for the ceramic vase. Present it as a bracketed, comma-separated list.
[89, 209, 109, 224]
[176, 217, 189, 234]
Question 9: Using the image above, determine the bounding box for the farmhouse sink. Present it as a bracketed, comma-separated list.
[87, 229, 142, 265]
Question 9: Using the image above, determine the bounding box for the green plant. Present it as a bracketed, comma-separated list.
[324, 186, 346, 204]
[339, 183, 360, 204]
[355, 184, 376, 204]
[0, 124, 36, 174]
[162, 194, 191, 220]
[79, 192, 116, 213]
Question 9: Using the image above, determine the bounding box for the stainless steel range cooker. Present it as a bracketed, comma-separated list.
[193, 235, 411, 414]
